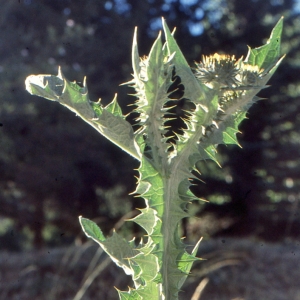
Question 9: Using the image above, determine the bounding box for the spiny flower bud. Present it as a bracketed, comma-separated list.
[238, 64, 264, 86]
[195, 53, 242, 89]
[218, 90, 241, 110]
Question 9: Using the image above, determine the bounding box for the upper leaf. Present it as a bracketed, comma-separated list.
[162, 17, 209, 105]
[245, 16, 284, 71]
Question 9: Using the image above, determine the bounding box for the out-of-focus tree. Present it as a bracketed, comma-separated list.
[182, 0, 300, 241]
[0, 0, 299, 250]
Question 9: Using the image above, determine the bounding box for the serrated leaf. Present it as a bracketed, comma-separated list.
[117, 282, 161, 300]
[105, 93, 124, 117]
[130, 208, 158, 235]
[79, 217, 138, 276]
[79, 216, 106, 242]
[144, 31, 167, 106]
[117, 289, 143, 300]
[198, 144, 220, 167]
[25, 68, 141, 160]
[131, 253, 160, 282]
[131, 27, 142, 89]
[223, 127, 241, 145]
[162, 17, 208, 104]
[25, 74, 64, 101]
[245, 16, 283, 70]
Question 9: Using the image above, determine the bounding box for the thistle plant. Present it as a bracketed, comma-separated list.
[25, 17, 284, 300]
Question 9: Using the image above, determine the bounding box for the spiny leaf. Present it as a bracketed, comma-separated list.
[79, 217, 138, 276]
[162, 17, 208, 104]
[130, 208, 158, 235]
[245, 16, 283, 70]
[131, 253, 160, 282]
[25, 68, 141, 160]
[105, 93, 124, 117]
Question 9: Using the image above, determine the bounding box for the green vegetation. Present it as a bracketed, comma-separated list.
[25, 17, 283, 299]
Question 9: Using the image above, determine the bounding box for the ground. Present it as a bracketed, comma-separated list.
[1, 237, 300, 300]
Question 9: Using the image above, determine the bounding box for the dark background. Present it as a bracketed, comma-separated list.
[0, 0, 300, 298]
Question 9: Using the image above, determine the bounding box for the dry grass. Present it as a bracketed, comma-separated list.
[1, 238, 300, 300]
[182, 238, 300, 300]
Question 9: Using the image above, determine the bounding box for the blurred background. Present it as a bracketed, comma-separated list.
[0, 0, 300, 299]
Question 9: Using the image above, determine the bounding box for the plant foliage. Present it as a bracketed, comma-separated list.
[25, 17, 284, 300]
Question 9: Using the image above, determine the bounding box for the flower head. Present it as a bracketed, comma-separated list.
[238, 64, 264, 87]
[195, 53, 242, 88]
